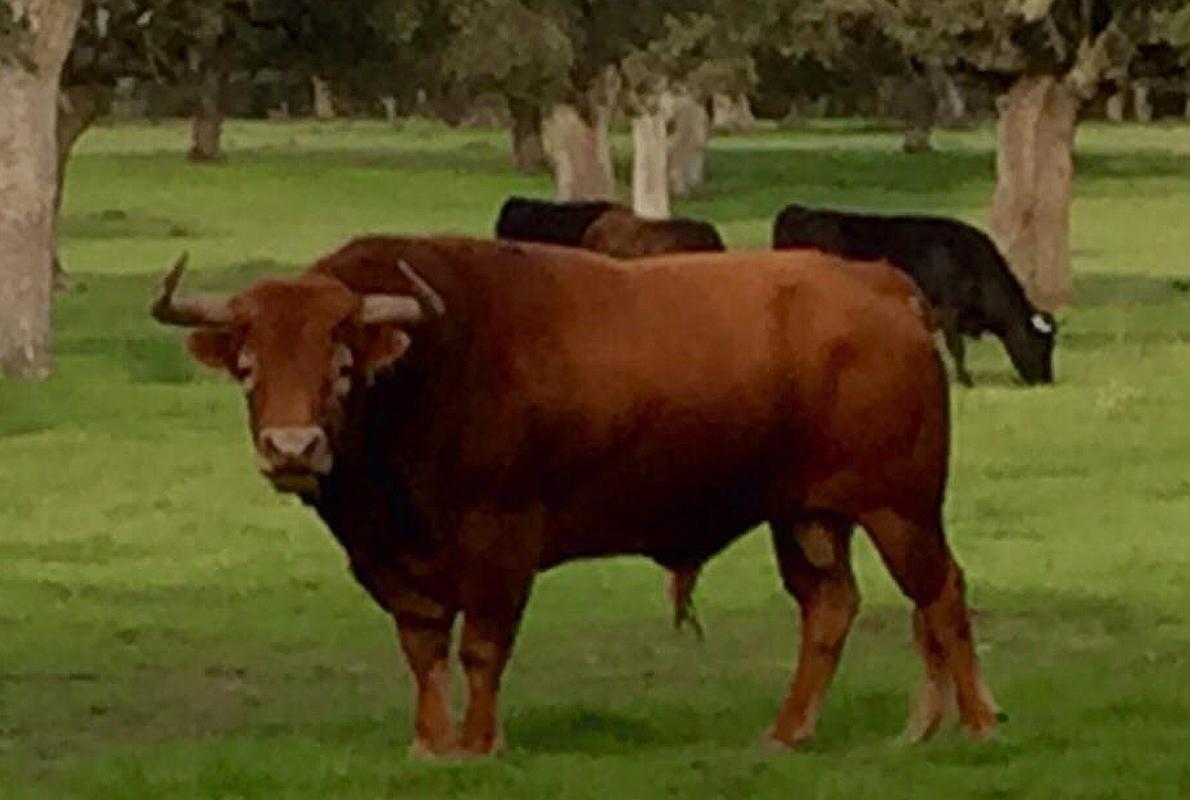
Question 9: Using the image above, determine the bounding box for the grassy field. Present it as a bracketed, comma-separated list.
[2, 118, 1190, 798]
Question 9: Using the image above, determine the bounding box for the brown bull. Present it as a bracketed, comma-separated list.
[580, 206, 725, 258]
[151, 237, 998, 757]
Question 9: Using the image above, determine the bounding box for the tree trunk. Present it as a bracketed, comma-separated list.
[711, 92, 755, 133]
[508, 97, 546, 174]
[989, 75, 1079, 311]
[632, 99, 670, 219]
[544, 103, 615, 201]
[1106, 90, 1126, 122]
[312, 76, 335, 120]
[189, 60, 225, 162]
[0, 0, 83, 380]
[928, 67, 966, 125]
[668, 93, 709, 198]
[53, 85, 109, 292]
[899, 75, 936, 153]
[380, 96, 398, 124]
[1133, 80, 1153, 123]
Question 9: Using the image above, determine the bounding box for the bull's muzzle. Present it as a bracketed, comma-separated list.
[257, 426, 332, 491]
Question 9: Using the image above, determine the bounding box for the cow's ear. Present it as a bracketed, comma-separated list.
[186, 329, 240, 374]
[360, 324, 412, 384]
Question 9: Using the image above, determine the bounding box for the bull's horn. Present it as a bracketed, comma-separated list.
[359, 260, 446, 325]
[149, 253, 234, 327]
[359, 295, 427, 325]
[397, 259, 446, 317]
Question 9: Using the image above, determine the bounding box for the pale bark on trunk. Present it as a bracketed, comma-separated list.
[545, 103, 615, 201]
[508, 97, 546, 174]
[0, 0, 83, 380]
[53, 84, 109, 291]
[380, 96, 398, 123]
[632, 100, 670, 219]
[989, 75, 1079, 311]
[668, 93, 709, 198]
[900, 76, 936, 154]
[928, 67, 966, 125]
[312, 76, 335, 120]
[1133, 80, 1152, 123]
[711, 92, 754, 133]
[189, 60, 225, 162]
[1106, 90, 1126, 122]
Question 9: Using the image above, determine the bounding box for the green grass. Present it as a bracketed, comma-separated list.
[3, 118, 1190, 798]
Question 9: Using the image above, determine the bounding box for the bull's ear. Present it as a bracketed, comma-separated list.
[186, 329, 240, 373]
[360, 324, 412, 384]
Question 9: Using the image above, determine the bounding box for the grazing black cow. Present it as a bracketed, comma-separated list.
[773, 204, 1057, 386]
[494, 196, 627, 247]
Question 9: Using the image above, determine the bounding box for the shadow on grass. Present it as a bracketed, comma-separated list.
[59, 208, 201, 242]
[506, 704, 682, 754]
[1074, 271, 1190, 307]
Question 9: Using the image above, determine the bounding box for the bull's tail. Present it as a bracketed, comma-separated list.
[667, 566, 705, 640]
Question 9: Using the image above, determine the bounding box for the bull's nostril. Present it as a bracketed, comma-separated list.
[301, 432, 325, 459]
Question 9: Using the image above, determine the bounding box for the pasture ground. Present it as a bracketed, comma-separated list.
[2, 119, 1189, 798]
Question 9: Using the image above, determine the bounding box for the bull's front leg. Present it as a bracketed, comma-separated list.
[456, 612, 525, 756]
[395, 606, 458, 758]
[453, 511, 539, 757]
[349, 555, 460, 758]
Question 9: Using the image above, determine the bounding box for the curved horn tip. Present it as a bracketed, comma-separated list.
[397, 259, 446, 316]
[159, 252, 190, 295]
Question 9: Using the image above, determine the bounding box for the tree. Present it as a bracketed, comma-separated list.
[442, 0, 571, 174]
[883, 0, 1188, 310]
[0, 0, 83, 380]
[620, 8, 757, 213]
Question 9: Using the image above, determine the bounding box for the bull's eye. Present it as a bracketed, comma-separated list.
[237, 349, 257, 393]
[332, 345, 353, 397]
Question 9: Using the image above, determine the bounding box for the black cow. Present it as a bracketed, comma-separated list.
[494, 196, 626, 247]
[773, 204, 1057, 386]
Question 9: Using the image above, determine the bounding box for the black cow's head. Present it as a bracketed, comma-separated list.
[1005, 309, 1057, 385]
[151, 254, 444, 493]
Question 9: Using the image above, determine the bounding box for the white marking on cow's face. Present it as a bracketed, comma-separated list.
[332, 344, 354, 397]
[237, 348, 258, 393]
[1030, 313, 1054, 335]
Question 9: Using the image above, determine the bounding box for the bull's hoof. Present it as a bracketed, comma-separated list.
[962, 719, 999, 742]
[452, 729, 505, 760]
[407, 737, 458, 762]
[760, 727, 811, 754]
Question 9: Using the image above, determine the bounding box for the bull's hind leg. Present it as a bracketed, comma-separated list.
[766, 518, 859, 749]
[859, 507, 999, 740]
[905, 607, 955, 742]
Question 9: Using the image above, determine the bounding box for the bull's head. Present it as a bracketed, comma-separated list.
[151, 254, 445, 493]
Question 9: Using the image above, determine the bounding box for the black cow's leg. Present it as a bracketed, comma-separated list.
[858, 507, 999, 741]
[766, 518, 859, 749]
[941, 316, 973, 387]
